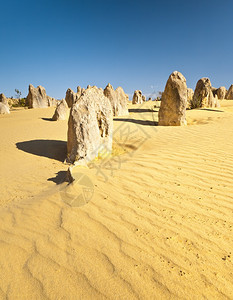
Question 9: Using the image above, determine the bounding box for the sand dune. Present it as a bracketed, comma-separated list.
[0, 102, 233, 299]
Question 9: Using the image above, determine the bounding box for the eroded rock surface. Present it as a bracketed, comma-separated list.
[217, 87, 227, 100]
[26, 85, 49, 108]
[65, 88, 79, 108]
[47, 96, 57, 107]
[0, 103, 10, 114]
[132, 90, 143, 104]
[104, 84, 128, 116]
[226, 85, 233, 100]
[187, 88, 194, 108]
[158, 71, 187, 126]
[191, 78, 220, 108]
[67, 87, 113, 164]
[52, 99, 69, 121]
[0, 93, 9, 107]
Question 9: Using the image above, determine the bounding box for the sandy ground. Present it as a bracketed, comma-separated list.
[0, 101, 233, 299]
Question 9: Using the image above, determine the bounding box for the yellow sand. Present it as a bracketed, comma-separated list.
[0, 101, 233, 299]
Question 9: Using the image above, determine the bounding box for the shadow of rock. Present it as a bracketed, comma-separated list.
[41, 117, 54, 121]
[47, 171, 68, 184]
[129, 108, 154, 113]
[198, 108, 224, 113]
[114, 118, 158, 126]
[16, 140, 67, 161]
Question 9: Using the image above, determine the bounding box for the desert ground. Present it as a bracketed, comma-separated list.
[0, 101, 233, 299]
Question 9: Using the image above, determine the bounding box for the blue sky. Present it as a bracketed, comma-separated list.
[0, 0, 232, 99]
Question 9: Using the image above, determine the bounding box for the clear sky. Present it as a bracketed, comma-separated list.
[0, 0, 232, 99]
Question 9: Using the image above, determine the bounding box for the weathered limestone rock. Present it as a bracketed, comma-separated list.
[67, 86, 113, 164]
[187, 88, 194, 108]
[47, 96, 57, 107]
[65, 88, 79, 108]
[104, 84, 128, 116]
[77, 86, 83, 98]
[104, 83, 115, 110]
[26, 84, 49, 108]
[77, 86, 82, 93]
[226, 85, 233, 100]
[115, 86, 129, 116]
[217, 86, 227, 100]
[142, 95, 146, 102]
[132, 90, 143, 104]
[0, 103, 10, 114]
[191, 78, 220, 108]
[214, 95, 220, 107]
[158, 71, 187, 126]
[52, 99, 69, 121]
[211, 87, 218, 97]
[0, 93, 9, 107]
[148, 97, 152, 101]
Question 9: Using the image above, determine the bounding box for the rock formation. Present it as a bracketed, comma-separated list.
[47, 96, 57, 107]
[187, 88, 194, 108]
[65, 88, 79, 108]
[158, 71, 187, 126]
[214, 95, 220, 107]
[26, 84, 56, 108]
[217, 86, 227, 100]
[0, 103, 10, 114]
[142, 95, 146, 102]
[132, 90, 143, 104]
[77, 86, 83, 98]
[104, 84, 128, 116]
[26, 84, 48, 108]
[226, 85, 233, 100]
[104, 83, 115, 110]
[115, 86, 129, 115]
[52, 99, 69, 121]
[0, 94, 18, 108]
[191, 78, 220, 108]
[67, 86, 113, 164]
[211, 87, 218, 97]
[0, 93, 9, 107]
